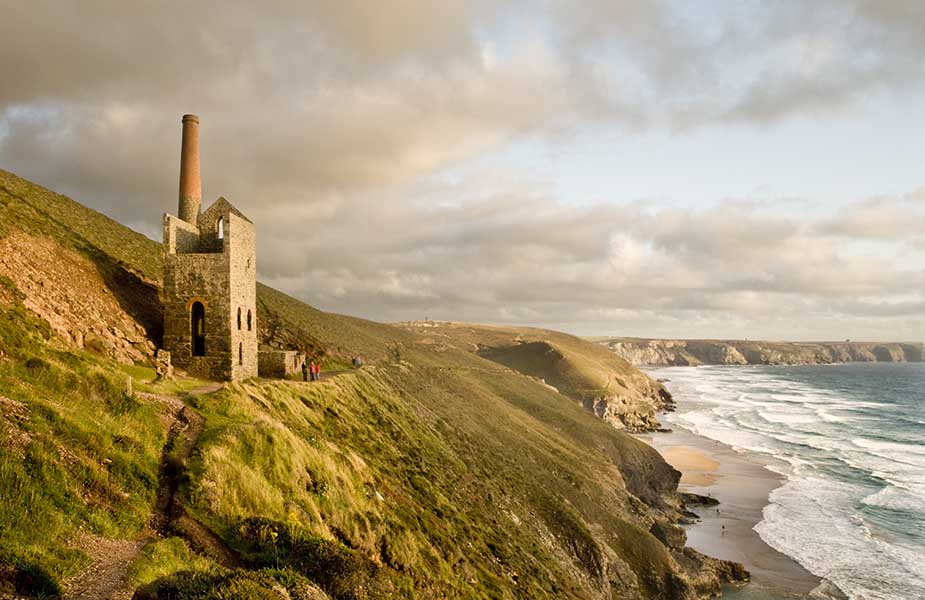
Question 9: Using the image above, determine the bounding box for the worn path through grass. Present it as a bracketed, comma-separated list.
[60, 383, 228, 600]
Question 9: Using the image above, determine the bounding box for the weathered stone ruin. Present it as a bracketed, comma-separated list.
[154, 349, 174, 380]
[258, 350, 306, 379]
[161, 115, 258, 381]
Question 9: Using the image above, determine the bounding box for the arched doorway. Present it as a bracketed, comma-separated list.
[191, 301, 206, 356]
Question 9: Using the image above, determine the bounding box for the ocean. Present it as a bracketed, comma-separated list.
[651, 363, 925, 600]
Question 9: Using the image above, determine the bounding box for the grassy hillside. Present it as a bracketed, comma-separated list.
[0, 169, 744, 599]
[398, 321, 673, 432]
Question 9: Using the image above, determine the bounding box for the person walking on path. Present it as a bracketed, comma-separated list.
[301, 361, 308, 382]
[309, 361, 316, 382]
[315, 360, 322, 381]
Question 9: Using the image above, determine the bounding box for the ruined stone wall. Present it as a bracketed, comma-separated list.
[226, 211, 258, 380]
[258, 350, 304, 378]
[162, 248, 232, 380]
[196, 208, 225, 254]
[164, 215, 201, 254]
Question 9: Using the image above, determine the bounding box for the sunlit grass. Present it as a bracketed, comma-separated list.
[126, 537, 218, 589]
[0, 281, 168, 590]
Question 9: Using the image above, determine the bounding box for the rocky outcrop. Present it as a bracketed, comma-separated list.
[0, 230, 159, 364]
[476, 339, 675, 433]
[598, 338, 925, 367]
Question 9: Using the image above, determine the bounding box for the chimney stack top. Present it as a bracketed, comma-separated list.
[178, 114, 202, 226]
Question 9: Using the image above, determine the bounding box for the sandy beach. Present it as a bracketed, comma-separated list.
[639, 428, 831, 599]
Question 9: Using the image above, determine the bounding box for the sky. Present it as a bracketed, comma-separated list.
[1, 0, 924, 341]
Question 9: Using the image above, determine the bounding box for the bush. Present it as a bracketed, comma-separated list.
[133, 568, 328, 600]
[233, 517, 386, 600]
[0, 553, 61, 598]
[24, 357, 49, 371]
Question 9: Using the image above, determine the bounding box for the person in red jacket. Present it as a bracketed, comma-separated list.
[309, 361, 316, 381]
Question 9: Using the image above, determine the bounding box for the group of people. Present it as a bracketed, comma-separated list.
[301, 360, 322, 382]
[300, 355, 364, 382]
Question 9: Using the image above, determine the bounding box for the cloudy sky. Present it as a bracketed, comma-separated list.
[2, 1, 924, 340]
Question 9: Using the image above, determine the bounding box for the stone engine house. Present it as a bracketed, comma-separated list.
[162, 114, 258, 381]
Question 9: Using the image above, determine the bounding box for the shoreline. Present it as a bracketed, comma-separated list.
[638, 427, 836, 599]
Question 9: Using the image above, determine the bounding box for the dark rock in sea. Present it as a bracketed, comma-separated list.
[680, 509, 701, 523]
[681, 492, 720, 507]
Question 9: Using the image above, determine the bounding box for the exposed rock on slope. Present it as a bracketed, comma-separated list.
[0, 230, 158, 364]
[400, 321, 674, 432]
[597, 338, 924, 366]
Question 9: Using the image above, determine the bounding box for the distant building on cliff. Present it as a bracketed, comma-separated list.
[161, 115, 258, 381]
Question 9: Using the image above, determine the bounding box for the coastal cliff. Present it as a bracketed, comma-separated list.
[596, 338, 924, 367]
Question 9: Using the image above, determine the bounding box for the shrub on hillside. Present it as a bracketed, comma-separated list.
[233, 517, 388, 600]
[132, 568, 329, 600]
[0, 553, 61, 598]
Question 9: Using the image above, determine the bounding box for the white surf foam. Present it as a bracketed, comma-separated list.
[861, 485, 925, 513]
[757, 477, 925, 600]
[652, 365, 925, 600]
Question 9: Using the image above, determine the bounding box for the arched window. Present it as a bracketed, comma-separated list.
[217, 217, 224, 239]
[191, 302, 206, 356]
[247, 309, 252, 331]
[238, 342, 243, 365]
[237, 307, 242, 330]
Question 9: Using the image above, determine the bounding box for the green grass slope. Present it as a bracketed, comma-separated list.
[0, 169, 743, 599]
[0, 275, 177, 596]
[398, 321, 674, 432]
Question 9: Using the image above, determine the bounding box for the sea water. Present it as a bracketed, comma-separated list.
[651, 363, 925, 600]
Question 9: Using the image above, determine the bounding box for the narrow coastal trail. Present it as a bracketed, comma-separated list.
[318, 368, 351, 380]
[60, 374, 353, 597]
[61, 382, 234, 599]
[61, 535, 147, 600]
[148, 383, 241, 569]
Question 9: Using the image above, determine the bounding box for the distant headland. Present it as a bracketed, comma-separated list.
[593, 338, 924, 367]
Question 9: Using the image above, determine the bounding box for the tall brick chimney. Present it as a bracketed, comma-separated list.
[178, 114, 201, 226]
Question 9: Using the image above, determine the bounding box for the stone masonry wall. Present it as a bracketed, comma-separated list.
[162, 249, 231, 379]
[164, 215, 201, 254]
[258, 350, 304, 378]
[226, 211, 258, 380]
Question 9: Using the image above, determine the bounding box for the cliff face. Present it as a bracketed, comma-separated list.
[597, 338, 925, 367]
